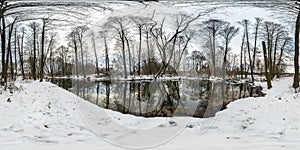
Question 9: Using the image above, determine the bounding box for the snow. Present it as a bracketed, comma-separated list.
[0, 0, 298, 149]
[0, 76, 300, 149]
[54, 74, 224, 82]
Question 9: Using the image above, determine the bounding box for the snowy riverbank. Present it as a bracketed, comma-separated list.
[0, 77, 300, 149]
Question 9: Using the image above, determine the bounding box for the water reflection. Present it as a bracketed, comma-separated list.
[51, 79, 260, 118]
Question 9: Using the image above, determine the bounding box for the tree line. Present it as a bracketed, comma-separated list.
[67, 13, 291, 84]
[0, 0, 108, 87]
[0, 0, 299, 91]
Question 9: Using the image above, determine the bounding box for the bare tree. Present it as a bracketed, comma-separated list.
[276, 36, 292, 77]
[29, 22, 39, 80]
[272, 25, 287, 78]
[98, 29, 110, 75]
[39, 18, 49, 81]
[57, 45, 67, 76]
[1, 1, 7, 84]
[261, 21, 288, 80]
[0, 0, 109, 84]
[175, 30, 194, 71]
[17, 27, 25, 79]
[76, 25, 88, 78]
[44, 32, 56, 77]
[220, 22, 239, 79]
[240, 19, 254, 82]
[150, 13, 203, 78]
[240, 32, 245, 79]
[68, 29, 79, 77]
[252, 18, 262, 74]
[131, 16, 147, 76]
[262, 21, 277, 79]
[103, 32, 110, 74]
[14, 26, 17, 79]
[124, 35, 133, 75]
[90, 30, 99, 75]
[262, 41, 272, 89]
[201, 19, 227, 77]
[77, 25, 88, 78]
[142, 17, 156, 75]
[105, 17, 130, 78]
[293, 4, 300, 89]
[7, 18, 18, 81]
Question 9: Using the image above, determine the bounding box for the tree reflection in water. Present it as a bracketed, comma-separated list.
[51, 79, 263, 118]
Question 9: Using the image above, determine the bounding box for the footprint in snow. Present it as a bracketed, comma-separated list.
[226, 136, 241, 140]
[169, 121, 177, 127]
[241, 125, 247, 130]
[100, 133, 109, 137]
[36, 139, 59, 144]
[186, 124, 194, 128]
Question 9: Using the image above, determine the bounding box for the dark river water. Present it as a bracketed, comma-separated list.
[51, 79, 262, 118]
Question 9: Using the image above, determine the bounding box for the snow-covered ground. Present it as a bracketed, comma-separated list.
[0, 77, 300, 149]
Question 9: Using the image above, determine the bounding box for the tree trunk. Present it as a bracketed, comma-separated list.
[1, 16, 6, 83]
[253, 19, 260, 77]
[212, 23, 216, 77]
[74, 39, 79, 78]
[262, 41, 272, 89]
[240, 33, 245, 79]
[104, 35, 110, 74]
[50, 47, 54, 80]
[276, 39, 288, 77]
[18, 28, 25, 79]
[121, 30, 128, 79]
[223, 41, 229, 79]
[105, 81, 110, 109]
[245, 22, 254, 82]
[272, 33, 279, 79]
[32, 22, 37, 80]
[5, 24, 14, 80]
[14, 27, 17, 79]
[125, 36, 132, 75]
[293, 9, 300, 89]
[61, 46, 65, 76]
[8, 24, 14, 81]
[138, 26, 142, 76]
[79, 39, 85, 78]
[267, 30, 273, 81]
[40, 19, 46, 82]
[91, 33, 99, 75]
[5, 17, 17, 82]
[244, 46, 247, 79]
[177, 37, 191, 71]
[155, 34, 178, 78]
[146, 31, 152, 75]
